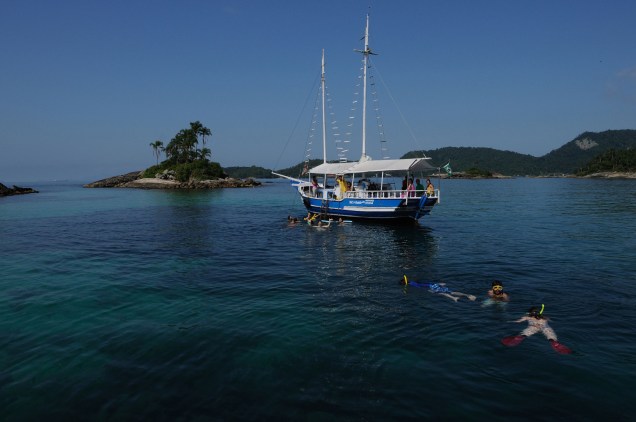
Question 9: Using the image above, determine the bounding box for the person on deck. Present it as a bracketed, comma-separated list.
[311, 176, 319, 197]
[426, 179, 435, 196]
[336, 176, 348, 199]
[407, 178, 415, 197]
[415, 178, 425, 196]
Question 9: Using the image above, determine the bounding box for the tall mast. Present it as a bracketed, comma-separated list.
[356, 14, 371, 161]
[321, 49, 327, 164]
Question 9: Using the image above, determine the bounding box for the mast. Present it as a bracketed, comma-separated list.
[355, 14, 372, 161]
[321, 49, 327, 164]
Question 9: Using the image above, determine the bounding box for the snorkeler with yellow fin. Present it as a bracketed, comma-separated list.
[400, 275, 476, 302]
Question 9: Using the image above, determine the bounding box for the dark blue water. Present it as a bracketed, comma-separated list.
[1, 178, 635, 420]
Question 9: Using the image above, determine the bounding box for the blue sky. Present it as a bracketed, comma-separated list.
[1, 0, 635, 182]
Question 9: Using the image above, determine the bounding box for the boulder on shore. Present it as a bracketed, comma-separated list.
[83, 172, 261, 189]
[0, 183, 39, 197]
[83, 171, 144, 188]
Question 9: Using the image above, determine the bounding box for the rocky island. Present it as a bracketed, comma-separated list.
[0, 182, 38, 197]
[83, 170, 261, 189]
[83, 121, 262, 190]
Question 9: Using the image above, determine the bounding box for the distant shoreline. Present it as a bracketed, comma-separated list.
[434, 171, 636, 179]
[83, 171, 262, 189]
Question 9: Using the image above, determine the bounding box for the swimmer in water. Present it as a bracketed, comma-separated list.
[400, 275, 476, 302]
[488, 280, 510, 301]
[515, 305, 557, 340]
[503, 305, 572, 354]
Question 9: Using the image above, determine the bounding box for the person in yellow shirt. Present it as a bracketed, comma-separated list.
[426, 178, 435, 196]
[336, 175, 348, 199]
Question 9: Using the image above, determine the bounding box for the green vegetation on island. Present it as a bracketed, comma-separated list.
[576, 148, 636, 175]
[143, 121, 227, 182]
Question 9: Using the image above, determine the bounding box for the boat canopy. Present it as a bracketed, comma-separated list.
[309, 158, 436, 175]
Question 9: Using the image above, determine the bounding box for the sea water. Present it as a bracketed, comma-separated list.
[1, 178, 635, 420]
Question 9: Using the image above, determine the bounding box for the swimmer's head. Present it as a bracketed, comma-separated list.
[528, 306, 543, 319]
[492, 280, 504, 295]
[399, 275, 408, 286]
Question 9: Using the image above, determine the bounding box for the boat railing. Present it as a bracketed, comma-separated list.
[301, 186, 439, 201]
[344, 189, 439, 200]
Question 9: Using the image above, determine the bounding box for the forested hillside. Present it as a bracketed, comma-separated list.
[403, 130, 636, 175]
[576, 149, 636, 175]
[233, 130, 636, 177]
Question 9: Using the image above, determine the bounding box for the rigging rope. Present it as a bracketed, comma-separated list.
[272, 71, 320, 174]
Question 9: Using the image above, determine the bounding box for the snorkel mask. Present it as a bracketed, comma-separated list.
[492, 281, 504, 295]
[529, 304, 545, 318]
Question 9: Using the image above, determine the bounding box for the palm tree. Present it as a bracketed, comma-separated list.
[198, 147, 211, 161]
[189, 121, 212, 146]
[200, 126, 212, 146]
[189, 121, 203, 147]
[149, 140, 164, 165]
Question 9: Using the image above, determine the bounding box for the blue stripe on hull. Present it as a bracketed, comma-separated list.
[302, 196, 437, 221]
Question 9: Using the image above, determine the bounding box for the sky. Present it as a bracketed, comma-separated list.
[1, 0, 635, 183]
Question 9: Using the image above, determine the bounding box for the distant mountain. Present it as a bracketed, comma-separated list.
[229, 130, 636, 177]
[403, 130, 636, 175]
[223, 165, 274, 179]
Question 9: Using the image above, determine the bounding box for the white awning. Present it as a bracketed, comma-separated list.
[309, 158, 435, 175]
[309, 162, 358, 175]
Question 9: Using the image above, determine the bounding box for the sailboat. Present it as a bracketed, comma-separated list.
[274, 14, 440, 222]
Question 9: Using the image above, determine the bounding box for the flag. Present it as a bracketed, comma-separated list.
[442, 162, 452, 176]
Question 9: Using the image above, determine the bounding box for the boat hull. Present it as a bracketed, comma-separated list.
[301, 195, 437, 222]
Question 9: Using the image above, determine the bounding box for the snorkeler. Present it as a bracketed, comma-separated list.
[304, 212, 319, 225]
[400, 275, 476, 302]
[287, 215, 299, 225]
[502, 305, 572, 354]
[488, 280, 510, 301]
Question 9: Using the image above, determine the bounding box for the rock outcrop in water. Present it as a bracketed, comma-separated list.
[83, 171, 261, 189]
[0, 183, 39, 197]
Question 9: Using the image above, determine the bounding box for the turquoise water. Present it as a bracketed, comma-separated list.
[1, 178, 635, 420]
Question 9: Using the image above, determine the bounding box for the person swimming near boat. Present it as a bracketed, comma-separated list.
[305, 212, 319, 225]
[287, 215, 299, 225]
[313, 219, 331, 228]
[488, 280, 510, 301]
[400, 275, 476, 302]
[502, 305, 572, 354]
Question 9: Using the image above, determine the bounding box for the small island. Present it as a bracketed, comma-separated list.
[84, 121, 261, 190]
[0, 183, 38, 197]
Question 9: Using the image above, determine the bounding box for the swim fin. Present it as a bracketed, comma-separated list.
[550, 340, 573, 354]
[501, 335, 526, 347]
